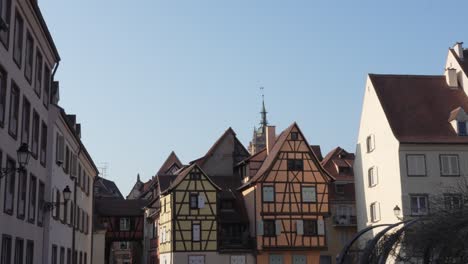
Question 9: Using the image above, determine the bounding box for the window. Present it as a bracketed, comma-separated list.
[16, 169, 27, 219]
[119, 242, 128, 250]
[269, 255, 283, 264]
[27, 174, 36, 222]
[25, 241, 33, 264]
[188, 256, 204, 264]
[303, 220, 317, 236]
[190, 193, 198, 209]
[76, 207, 80, 230]
[440, 155, 460, 176]
[12, 10, 23, 67]
[60, 247, 65, 264]
[292, 255, 306, 264]
[190, 173, 201, 180]
[410, 195, 428, 216]
[34, 50, 42, 97]
[262, 186, 274, 202]
[67, 249, 71, 264]
[120, 218, 130, 231]
[54, 189, 60, 220]
[79, 252, 82, 264]
[0, 67, 6, 127]
[335, 184, 345, 194]
[13, 238, 23, 264]
[370, 202, 380, 222]
[263, 220, 276, 236]
[457, 121, 467, 136]
[52, 245, 57, 264]
[31, 111, 39, 158]
[4, 157, 15, 214]
[70, 154, 77, 178]
[20, 97, 30, 144]
[302, 186, 316, 202]
[368, 167, 378, 187]
[8, 82, 19, 138]
[444, 194, 462, 210]
[192, 223, 200, 241]
[63, 196, 68, 224]
[37, 181, 44, 226]
[24, 32, 33, 83]
[0, 0, 12, 48]
[290, 132, 299, 140]
[40, 122, 47, 166]
[287, 159, 303, 171]
[84, 253, 87, 264]
[55, 133, 65, 165]
[406, 154, 426, 176]
[43, 65, 50, 108]
[1, 235, 12, 264]
[64, 145, 70, 174]
[366, 134, 375, 153]
[230, 256, 246, 264]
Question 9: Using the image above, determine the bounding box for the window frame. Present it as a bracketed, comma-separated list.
[444, 193, 463, 211]
[1, 234, 12, 264]
[12, 9, 23, 68]
[20, 96, 31, 145]
[262, 185, 275, 203]
[119, 217, 130, 231]
[406, 154, 427, 177]
[24, 30, 33, 83]
[31, 110, 39, 159]
[0, 0, 12, 49]
[34, 49, 42, 98]
[409, 194, 429, 216]
[8, 81, 19, 139]
[457, 121, 467, 136]
[290, 132, 299, 140]
[14, 237, 24, 264]
[368, 166, 378, 187]
[301, 186, 317, 203]
[366, 134, 375, 153]
[287, 159, 304, 171]
[263, 220, 276, 237]
[40, 121, 47, 166]
[370, 202, 380, 222]
[303, 219, 318, 236]
[189, 193, 199, 209]
[439, 154, 460, 177]
[16, 168, 27, 220]
[0, 66, 6, 128]
[37, 180, 44, 226]
[25, 240, 33, 264]
[4, 156, 16, 215]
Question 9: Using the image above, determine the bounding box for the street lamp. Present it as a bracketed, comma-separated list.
[0, 143, 31, 178]
[393, 205, 403, 220]
[44, 186, 72, 211]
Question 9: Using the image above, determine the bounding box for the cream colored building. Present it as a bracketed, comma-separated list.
[355, 42, 468, 238]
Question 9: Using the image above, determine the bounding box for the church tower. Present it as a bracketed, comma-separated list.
[248, 94, 269, 154]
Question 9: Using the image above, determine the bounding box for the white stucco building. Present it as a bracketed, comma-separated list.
[0, 0, 98, 263]
[355, 42, 468, 238]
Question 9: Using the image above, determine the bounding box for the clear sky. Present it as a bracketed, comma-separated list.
[39, 0, 468, 194]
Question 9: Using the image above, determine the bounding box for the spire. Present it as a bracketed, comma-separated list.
[137, 173, 141, 182]
[260, 87, 268, 128]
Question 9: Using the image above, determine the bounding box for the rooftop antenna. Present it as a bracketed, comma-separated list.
[98, 162, 109, 178]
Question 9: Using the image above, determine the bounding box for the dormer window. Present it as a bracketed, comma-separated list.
[458, 121, 467, 136]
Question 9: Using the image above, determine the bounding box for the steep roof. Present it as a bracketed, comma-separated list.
[95, 198, 146, 216]
[321, 147, 355, 181]
[369, 74, 468, 144]
[161, 164, 221, 195]
[156, 151, 183, 176]
[190, 127, 249, 166]
[310, 145, 323, 161]
[239, 123, 334, 190]
[94, 177, 124, 199]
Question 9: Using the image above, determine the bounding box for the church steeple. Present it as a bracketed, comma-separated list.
[260, 93, 268, 129]
[248, 88, 271, 154]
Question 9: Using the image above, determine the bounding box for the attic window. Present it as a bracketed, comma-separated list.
[291, 132, 299, 140]
[458, 121, 467, 136]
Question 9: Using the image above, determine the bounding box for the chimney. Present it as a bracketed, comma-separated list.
[266, 126, 276, 155]
[75, 123, 81, 138]
[445, 68, 458, 88]
[454, 42, 464, 60]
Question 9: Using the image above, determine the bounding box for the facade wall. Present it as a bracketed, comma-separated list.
[45, 108, 96, 264]
[0, 0, 58, 263]
[445, 49, 468, 93]
[399, 144, 468, 216]
[159, 193, 172, 254]
[354, 76, 401, 238]
[92, 231, 106, 264]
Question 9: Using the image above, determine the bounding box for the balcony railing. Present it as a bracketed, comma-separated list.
[333, 215, 357, 226]
[219, 236, 255, 250]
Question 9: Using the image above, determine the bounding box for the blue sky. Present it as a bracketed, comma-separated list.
[40, 0, 468, 194]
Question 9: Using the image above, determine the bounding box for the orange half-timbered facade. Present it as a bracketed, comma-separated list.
[239, 123, 334, 264]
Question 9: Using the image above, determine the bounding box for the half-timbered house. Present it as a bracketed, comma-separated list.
[238, 123, 334, 264]
[159, 164, 220, 264]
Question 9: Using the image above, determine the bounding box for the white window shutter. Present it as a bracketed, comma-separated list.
[450, 156, 459, 174]
[257, 221, 264, 236]
[198, 195, 205, 208]
[296, 220, 304, 235]
[441, 156, 449, 175]
[317, 219, 325, 235]
[275, 220, 282, 236]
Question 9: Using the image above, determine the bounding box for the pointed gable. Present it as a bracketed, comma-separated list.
[239, 123, 334, 189]
[161, 163, 221, 194]
[191, 127, 249, 177]
[156, 151, 183, 176]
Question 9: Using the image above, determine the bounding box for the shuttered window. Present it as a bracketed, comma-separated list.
[410, 195, 428, 215]
[407, 155, 426, 176]
[370, 202, 380, 222]
[368, 167, 378, 187]
[262, 186, 274, 202]
[263, 220, 276, 237]
[440, 155, 460, 176]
